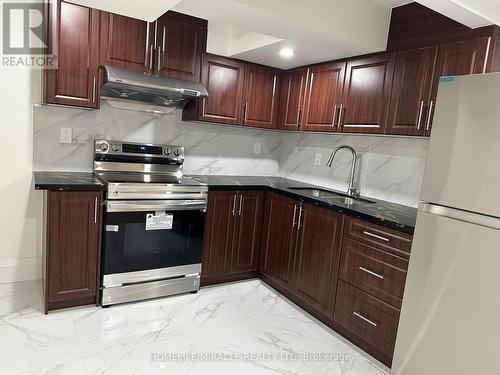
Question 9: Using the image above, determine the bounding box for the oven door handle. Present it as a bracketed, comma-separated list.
[106, 200, 207, 213]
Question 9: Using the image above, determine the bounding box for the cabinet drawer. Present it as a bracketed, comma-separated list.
[334, 281, 400, 356]
[345, 217, 413, 257]
[340, 238, 408, 307]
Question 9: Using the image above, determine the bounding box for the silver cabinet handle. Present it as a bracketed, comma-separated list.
[332, 104, 338, 127]
[144, 23, 150, 66]
[363, 231, 389, 242]
[244, 102, 249, 124]
[353, 311, 378, 327]
[94, 196, 98, 224]
[292, 204, 298, 227]
[416, 100, 424, 130]
[232, 194, 237, 216]
[297, 205, 304, 229]
[149, 44, 154, 70]
[296, 108, 302, 127]
[238, 194, 243, 215]
[92, 77, 96, 103]
[162, 26, 166, 66]
[157, 47, 161, 71]
[426, 100, 434, 131]
[338, 104, 345, 127]
[359, 266, 385, 280]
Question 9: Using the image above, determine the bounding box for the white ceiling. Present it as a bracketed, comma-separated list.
[69, 0, 499, 69]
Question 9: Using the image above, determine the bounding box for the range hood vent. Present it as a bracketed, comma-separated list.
[100, 65, 208, 110]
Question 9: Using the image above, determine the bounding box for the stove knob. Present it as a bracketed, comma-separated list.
[99, 143, 109, 152]
[174, 148, 181, 157]
[111, 144, 120, 152]
[164, 148, 172, 155]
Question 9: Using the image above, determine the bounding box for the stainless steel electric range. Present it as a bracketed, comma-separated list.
[94, 139, 208, 306]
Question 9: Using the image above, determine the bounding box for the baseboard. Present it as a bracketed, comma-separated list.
[0, 257, 42, 284]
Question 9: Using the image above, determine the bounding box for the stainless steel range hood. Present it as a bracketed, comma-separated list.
[100, 65, 208, 111]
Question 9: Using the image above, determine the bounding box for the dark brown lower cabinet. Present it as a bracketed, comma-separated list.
[201, 190, 412, 367]
[201, 190, 263, 284]
[44, 191, 103, 313]
[261, 194, 344, 314]
[291, 202, 344, 314]
[334, 281, 400, 358]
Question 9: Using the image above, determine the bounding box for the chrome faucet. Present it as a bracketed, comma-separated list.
[326, 145, 359, 198]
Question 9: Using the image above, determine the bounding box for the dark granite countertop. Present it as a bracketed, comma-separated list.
[33, 171, 416, 234]
[34, 171, 105, 191]
[190, 175, 417, 235]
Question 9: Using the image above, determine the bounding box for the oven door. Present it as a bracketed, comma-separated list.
[103, 200, 206, 286]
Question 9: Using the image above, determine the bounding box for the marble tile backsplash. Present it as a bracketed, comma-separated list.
[33, 102, 429, 207]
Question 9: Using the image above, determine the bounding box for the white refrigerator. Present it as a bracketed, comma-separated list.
[392, 73, 500, 375]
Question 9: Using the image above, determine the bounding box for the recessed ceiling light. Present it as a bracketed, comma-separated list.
[279, 48, 295, 58]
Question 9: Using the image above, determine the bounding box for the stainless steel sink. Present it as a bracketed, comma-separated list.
[288, 187, 376, 204]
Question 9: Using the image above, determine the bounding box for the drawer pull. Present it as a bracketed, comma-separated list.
[363, 231, 389, 242]
[353, 311, 379, 327]
[359, 266, 384, 280]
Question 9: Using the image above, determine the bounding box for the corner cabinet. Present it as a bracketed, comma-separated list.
[278, 68, 308, 130]
[340, 54, 396, 134]
[44, 191, 103, 313]
[201, 191, 263, 284]
[260, 194, 344, 315]
[44, 0, 100, 108]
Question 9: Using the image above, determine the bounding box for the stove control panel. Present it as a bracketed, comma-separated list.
[95, 140, 184, 161]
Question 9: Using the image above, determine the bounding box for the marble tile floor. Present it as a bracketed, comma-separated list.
[0, 279, 391, 375]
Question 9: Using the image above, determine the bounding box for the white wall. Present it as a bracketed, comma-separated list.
[0, 66, 43, 283]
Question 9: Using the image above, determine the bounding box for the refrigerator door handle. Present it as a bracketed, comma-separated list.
[420, 203, 500, 230]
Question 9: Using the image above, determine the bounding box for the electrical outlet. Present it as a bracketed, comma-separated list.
[314, 153, 322, 166]
[253, 142, 261, 155]
[60, 128, 72, 144]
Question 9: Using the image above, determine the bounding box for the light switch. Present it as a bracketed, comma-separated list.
[253, 142, 261, 155]
[314, 153, 322, 166]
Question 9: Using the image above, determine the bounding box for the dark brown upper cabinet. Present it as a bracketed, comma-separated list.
[155, 11, 207, 81]
[278, 68, 309, 130]
[100, 12, 154, 73]
[242, 64, 281, 129]
[340, 54, 396, 134]
[260, 193, 298, 288]
[302, 62, 346, 132]
[44, 0, 100, 108]
[292, 202, 344, 314]
[425, 37, 492, 135]
[387, 47, 437, 136]
[45, 191, 102, 313]
[201, 191, 263, 283]
[197, 54, 246, 125]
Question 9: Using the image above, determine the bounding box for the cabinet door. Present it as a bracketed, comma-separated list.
[199, 54, 246, 125]
[230, 192, 263, 273]
[260, 193, 298, 286]
[155, 11, 207, 81]
[278, 68, 308, 130]
[387, 47, 437, 136]
[341, 54, 396, 134]
[292, 203, 344, 314]
[426, 37, 491, 135]
[302, 62, 346, 132]
[201, 191, 236, 279]
[242, 64, 281, 129]
[47, 191, 101, 307]
[44, 0, 100, 108]
[100, 12, 154, 73]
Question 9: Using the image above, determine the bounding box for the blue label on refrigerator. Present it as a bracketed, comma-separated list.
[439, 76, 455, 82]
